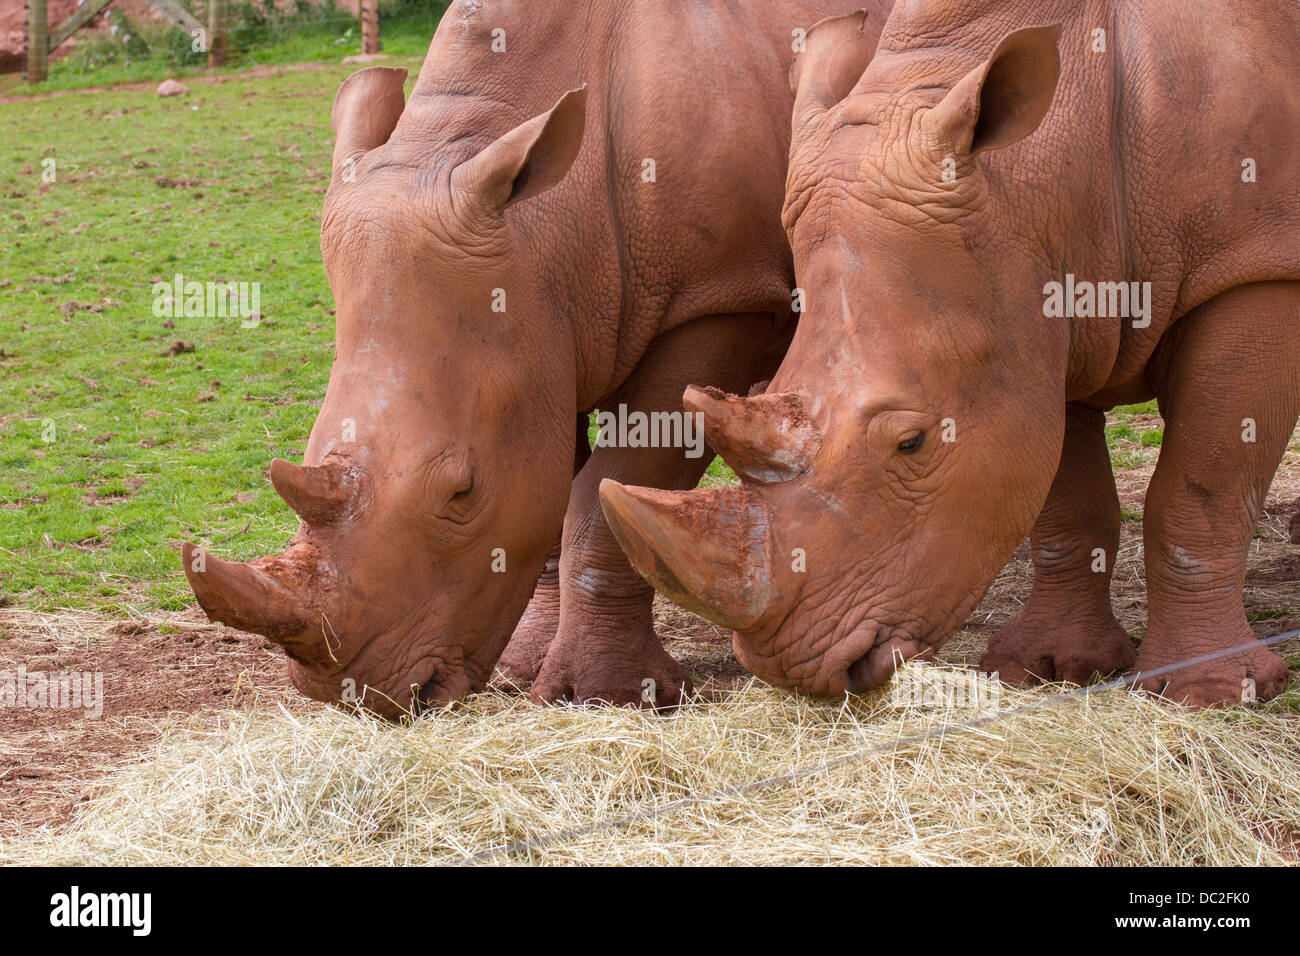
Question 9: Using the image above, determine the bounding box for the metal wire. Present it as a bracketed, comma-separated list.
[462, 627, 1300, 864]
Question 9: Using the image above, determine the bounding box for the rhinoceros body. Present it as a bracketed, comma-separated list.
[603, 0, 1300, 707]
[184, 0, 892, 716]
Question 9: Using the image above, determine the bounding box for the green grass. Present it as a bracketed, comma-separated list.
[1, 4, 446, 96]
[1104, 398, 1163, 468]
[0, 45, 738, 613]
[0, 60, 418, 610]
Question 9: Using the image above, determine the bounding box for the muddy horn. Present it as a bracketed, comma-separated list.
[270, 458, 355, 525]
[598, 481, 792, 631]
[181, 541, 311, 643]
[684, 386, 821, 483]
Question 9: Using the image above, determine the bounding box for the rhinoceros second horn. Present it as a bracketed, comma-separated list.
[683, 385, 822, 484]
[269, 458, 354, 526]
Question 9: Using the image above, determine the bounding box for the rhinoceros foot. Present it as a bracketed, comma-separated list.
[530, 615, 692, 710]
[496, 549, 562, 686]
[981, 605, 1137, 687]
[1133, 629, 1289, 709]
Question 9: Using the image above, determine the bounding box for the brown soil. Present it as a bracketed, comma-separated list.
[0, 607, 310, 836]
[0, 59, 337, 102]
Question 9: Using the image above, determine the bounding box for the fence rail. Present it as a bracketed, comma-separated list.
[25, 0, 383, 83]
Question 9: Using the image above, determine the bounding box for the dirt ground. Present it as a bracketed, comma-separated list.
[0, 604, 304, 836]
[3, 431, 1298, 839]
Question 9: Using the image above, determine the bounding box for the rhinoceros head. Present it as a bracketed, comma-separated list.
[601, 15, 1069, 696]
[184, 67, 588, 717]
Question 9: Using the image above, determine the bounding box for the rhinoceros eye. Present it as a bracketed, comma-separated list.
[897, 432, 924, 453]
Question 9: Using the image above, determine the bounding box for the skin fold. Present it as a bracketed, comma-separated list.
[181, 0, 894, 718]
[602, 0, 1300, 707]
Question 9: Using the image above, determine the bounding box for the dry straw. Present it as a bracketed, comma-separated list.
[3, 662, 1298, 865]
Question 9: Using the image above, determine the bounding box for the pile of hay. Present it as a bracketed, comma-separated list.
[3, 665, 1298, 865]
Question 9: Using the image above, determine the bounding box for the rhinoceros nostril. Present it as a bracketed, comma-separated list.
[846, 654, 874, 694]
[411, 675, 447, 716]
[847, 628, 927, 693]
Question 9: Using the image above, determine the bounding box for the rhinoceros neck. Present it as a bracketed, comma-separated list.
[386, 0, 857, 411]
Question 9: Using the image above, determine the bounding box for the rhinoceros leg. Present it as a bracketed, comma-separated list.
[981, 404, 1137, 685]
[1135, 282, 1298, 707]
[497, 416, 594, 684]
[530, 313, 783, 708]
[496, 540, 563, 684]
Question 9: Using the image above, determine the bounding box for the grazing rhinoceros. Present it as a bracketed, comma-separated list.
[600, 0, 1300, 707]
[182, 0, 894, 717]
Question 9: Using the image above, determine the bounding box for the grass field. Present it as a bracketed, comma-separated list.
[0, 48, 735, 611]
[1, 32, 1298, 864]
[2, 58, 412, 611]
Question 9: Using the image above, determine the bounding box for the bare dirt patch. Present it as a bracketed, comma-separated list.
[0, 607, 309, 836]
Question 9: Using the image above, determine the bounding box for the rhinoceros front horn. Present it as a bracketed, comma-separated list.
[598, 481, 791, 632]
[684, 386, 821, 484]
[270, 458, 354, 525]
[181, 541, 311, 644]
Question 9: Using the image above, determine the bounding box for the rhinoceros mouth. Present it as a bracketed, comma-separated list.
[846, 626, 937, 693]
[408, 666, 477, 718]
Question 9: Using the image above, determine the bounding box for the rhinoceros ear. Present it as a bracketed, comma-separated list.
[451, 86, 587, 215]
[331, 66, 408, 181]
[790, 9, 881, 124]
[928, 23, 1062, 157]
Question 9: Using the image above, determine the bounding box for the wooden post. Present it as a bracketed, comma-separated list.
[49, 0, 116, 52]
[361, 0, 379, 55]
[27, 0, 49, 84]
[207, 0, 227, 68]
[146, 0, 204, 37]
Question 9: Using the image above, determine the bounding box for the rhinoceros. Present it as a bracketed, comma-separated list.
[600, 0, 1300, 707]
[181, 0, 894, 717]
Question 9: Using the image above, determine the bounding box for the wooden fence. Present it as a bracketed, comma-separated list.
[25, 0, 381, 83]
